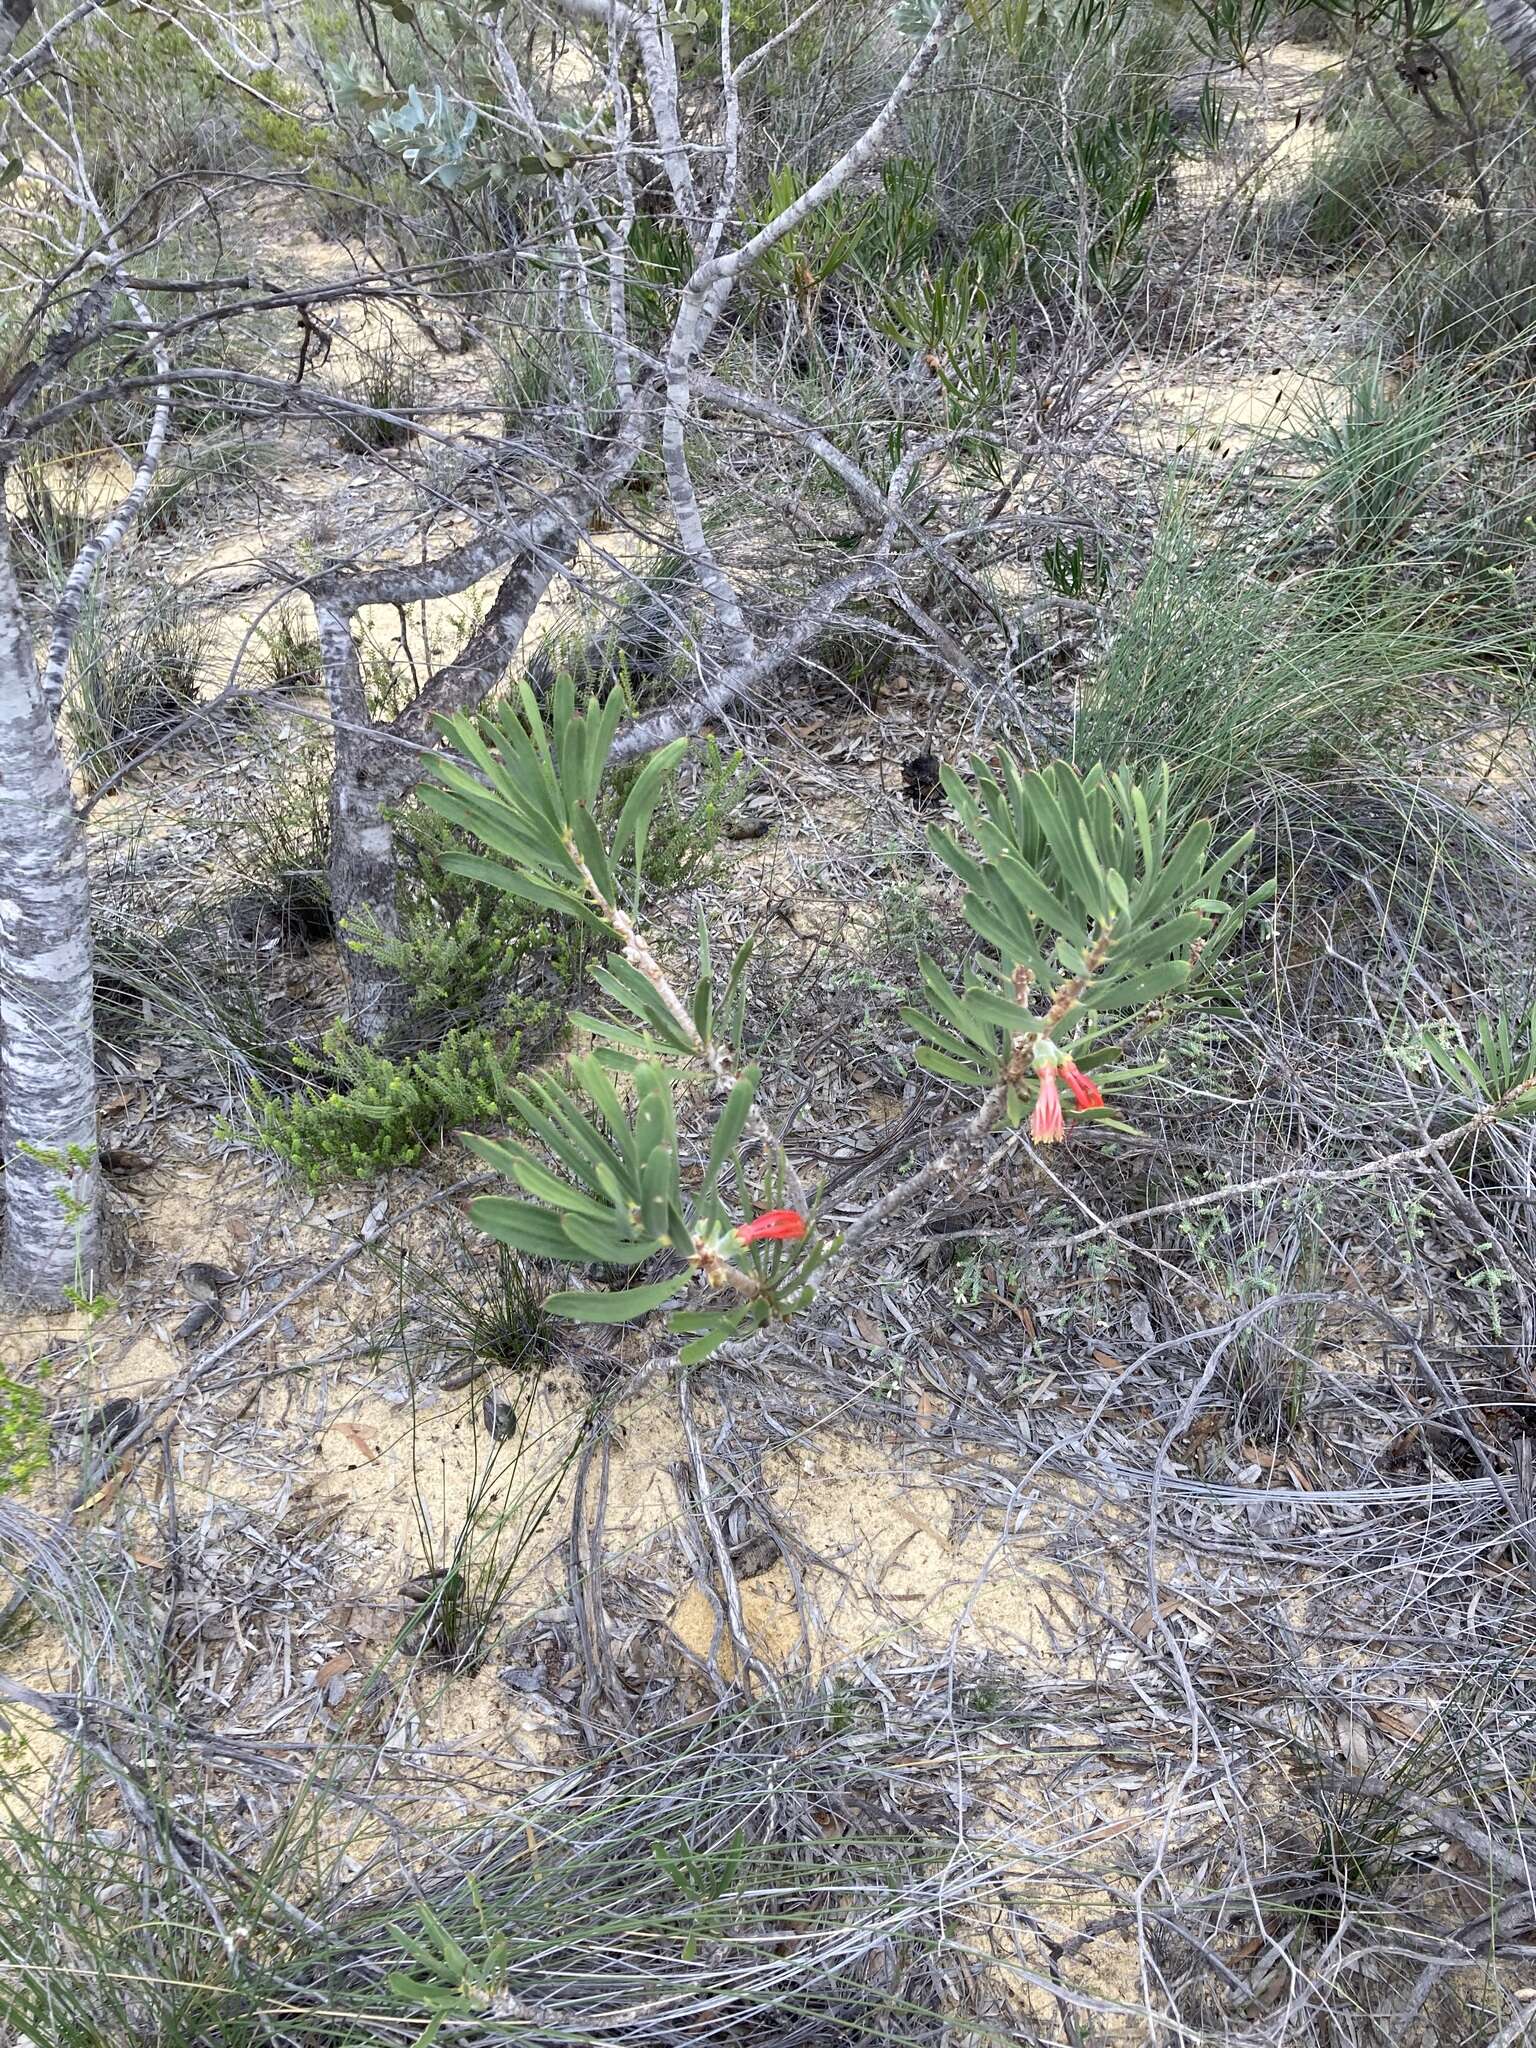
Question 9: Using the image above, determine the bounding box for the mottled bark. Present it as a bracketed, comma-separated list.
[1485, 0, 1536, 102]
[316, 538, 579, 1039]
[316, 604, 407, 1043]
[0, 511, 99, 1303]
[0, 0, 36, 63]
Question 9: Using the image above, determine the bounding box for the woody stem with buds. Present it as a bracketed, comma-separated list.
[565, 837, 808, 1205]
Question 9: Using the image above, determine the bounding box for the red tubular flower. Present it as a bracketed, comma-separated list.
[734, 1208, 808, 1248]
[1030, 1066, 1065, 1144]
[1060, 1057, 1104, 1112]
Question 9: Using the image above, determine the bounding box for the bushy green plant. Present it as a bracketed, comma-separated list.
[346, 882, 577, 1044]
[250, 1021, 539, 1184]
[349, 797, 584, 1031]
[422, 674, 1263, 1360]
[901, 0, 1179, 304]
[239, 65, 327, 164]
[1071, 105, 1174, 295]
[0, 1373, 47, 1496]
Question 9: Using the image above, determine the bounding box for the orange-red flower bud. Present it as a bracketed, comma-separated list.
[1060, 1058, 1104, 1111]
[733, 1209, 808, 1247]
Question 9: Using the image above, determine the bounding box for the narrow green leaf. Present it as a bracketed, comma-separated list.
[547, 1273, 689, 1322]
[703, 1068, 760, 1192]
[469, 1197, 578, 1259]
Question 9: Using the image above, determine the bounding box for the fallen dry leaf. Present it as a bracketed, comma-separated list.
[310, 1652, 355, 1708]
[333, 1423, 381, 1464]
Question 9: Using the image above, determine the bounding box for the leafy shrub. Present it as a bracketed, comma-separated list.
[252, 731, 737, 1184]
[425, 677, 1261, 1360]
[249, 1021, 538, 1184]
[239, 66, 326, 164]
[0, 1374, 47, 1497]
[346, 888, 577, 1044]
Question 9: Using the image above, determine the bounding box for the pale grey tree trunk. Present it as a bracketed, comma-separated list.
[314, 547, 573, 1042]
[1484, 0, 1536, 102]
[315, 603, 407, 1044]
[0, 510, 100, 1303]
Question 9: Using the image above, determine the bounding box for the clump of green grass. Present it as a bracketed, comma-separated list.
[336, 345, 420, 451]
[1077, 497, 1492, 817]
[401, 1334, 568, 1670]
[497, 300, 617, 441]
[1394, 215, 1536, 368]
[524, 553, 697, 711]
[0, 1680, 989, 2046]
[65, 597, 210, 788]
[139, 437, 257, 535]
[1291, 362, 1450, 559]
[7, 456, 90, 585]
[403, 1238, 552, 1388]
[1281, 105, 1443, 254]
[256, 603, 325, 693]
[221, 728, 333, 937]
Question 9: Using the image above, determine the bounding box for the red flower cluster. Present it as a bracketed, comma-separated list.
[734, 1208, 808, 1247]
[1029, 1048, 1104, 1145]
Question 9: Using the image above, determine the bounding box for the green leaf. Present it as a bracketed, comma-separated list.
[569, 799, 618, 908]
[610, 737, 689, 864]
[914, 1045, 992, 1085]
[508, 1153, 618, 1221]
[703, 1068, 760, 1192]
[1077, 959, 1190, 1010]
[548, 1273, 689, 1322]
[470, 1196, 575, 1259]
[436, 851, 588, 924]
[558, 1218, 657, 1263]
